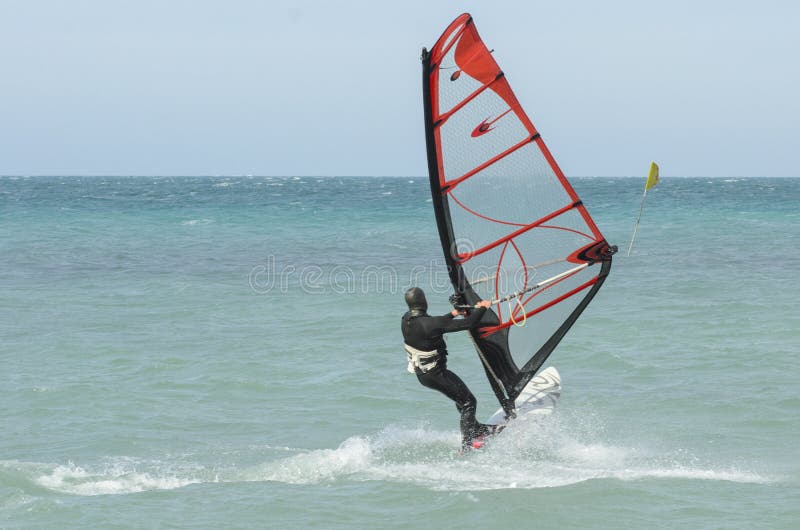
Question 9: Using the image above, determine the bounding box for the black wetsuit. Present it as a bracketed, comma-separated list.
[401, 306, 490, 448]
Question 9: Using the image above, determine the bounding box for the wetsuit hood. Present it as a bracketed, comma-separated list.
[404, 287, 428, 317]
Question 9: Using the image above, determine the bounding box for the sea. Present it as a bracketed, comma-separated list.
[1, 175, 798, 529]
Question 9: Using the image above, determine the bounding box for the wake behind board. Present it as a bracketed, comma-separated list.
[485, 366, 561, 426]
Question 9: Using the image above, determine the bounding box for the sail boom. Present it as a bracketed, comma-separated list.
[491, 262, 589, 305]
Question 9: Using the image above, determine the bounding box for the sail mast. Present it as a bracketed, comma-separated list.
[422, 44, 514, 414]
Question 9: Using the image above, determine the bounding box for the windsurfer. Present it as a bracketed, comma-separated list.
[401, 287, 498, 449]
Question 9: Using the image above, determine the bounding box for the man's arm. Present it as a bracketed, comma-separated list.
[439, 300, 491, 333]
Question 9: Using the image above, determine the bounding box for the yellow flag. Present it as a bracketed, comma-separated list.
[627, 161, 660, 256]
[645, 161, 659, 190]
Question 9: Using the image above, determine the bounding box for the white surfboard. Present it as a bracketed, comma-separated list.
[484, 366, 561, 425]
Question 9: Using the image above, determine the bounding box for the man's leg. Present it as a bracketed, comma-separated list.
[417, 368, 487, 447]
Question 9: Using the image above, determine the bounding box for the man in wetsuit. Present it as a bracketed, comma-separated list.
[401, 286, 498, 450]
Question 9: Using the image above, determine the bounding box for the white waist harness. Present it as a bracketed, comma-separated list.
[403, 343, 440, 374]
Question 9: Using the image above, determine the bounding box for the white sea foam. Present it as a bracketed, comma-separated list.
[248, 421, 771, 490]
[1, 421, 771, 499]
[252, 437, 374, 484]
[32, 459, 202, 496]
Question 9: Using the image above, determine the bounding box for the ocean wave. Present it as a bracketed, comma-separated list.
[244, 421, 771, 491]
[0, 419, 771, 498]
[1, 459, 203, 497]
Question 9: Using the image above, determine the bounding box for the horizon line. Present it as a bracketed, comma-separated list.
[1, 174, 797, 179]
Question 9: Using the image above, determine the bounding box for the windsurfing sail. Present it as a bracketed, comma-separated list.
[626, 161, 659, 256]
[421, 13, 616, 415]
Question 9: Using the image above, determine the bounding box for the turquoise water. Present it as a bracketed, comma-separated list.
[1, 176, 798, 528]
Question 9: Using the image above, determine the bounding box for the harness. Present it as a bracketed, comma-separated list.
[403, 343, 441, 374]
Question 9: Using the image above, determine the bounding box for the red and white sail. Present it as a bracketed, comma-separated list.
[421, 13, 616, 407]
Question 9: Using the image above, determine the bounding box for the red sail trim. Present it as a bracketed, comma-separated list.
[575, 202, 604, 240]
[455, 28, 524, 121]
[567, 239, 614, 264]
[495, 239, 531, 322]
[512, 266, 586, 319]
[435, 74, 504, 126]
[509, 238, 529, 297]
[456, 201, 579, 262]
[430, 15, 471, 68]
[451, 45, 494, 80]
[494, 241, 509, 322]
[534, 137, 578, 202]
[472, 108, 514, 137]
[430, 15, 526, 130]
[534, 136, 604, 240]
[449, 191, 527, 227]
[454, 20, 499, 86]
[443, 133, 536, 191]
[538, 224, 595, 240]
[479, 276, 600, 337]
[447, 196, 596, 238]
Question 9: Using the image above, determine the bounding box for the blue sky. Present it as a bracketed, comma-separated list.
[1, 0, 797, 177]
